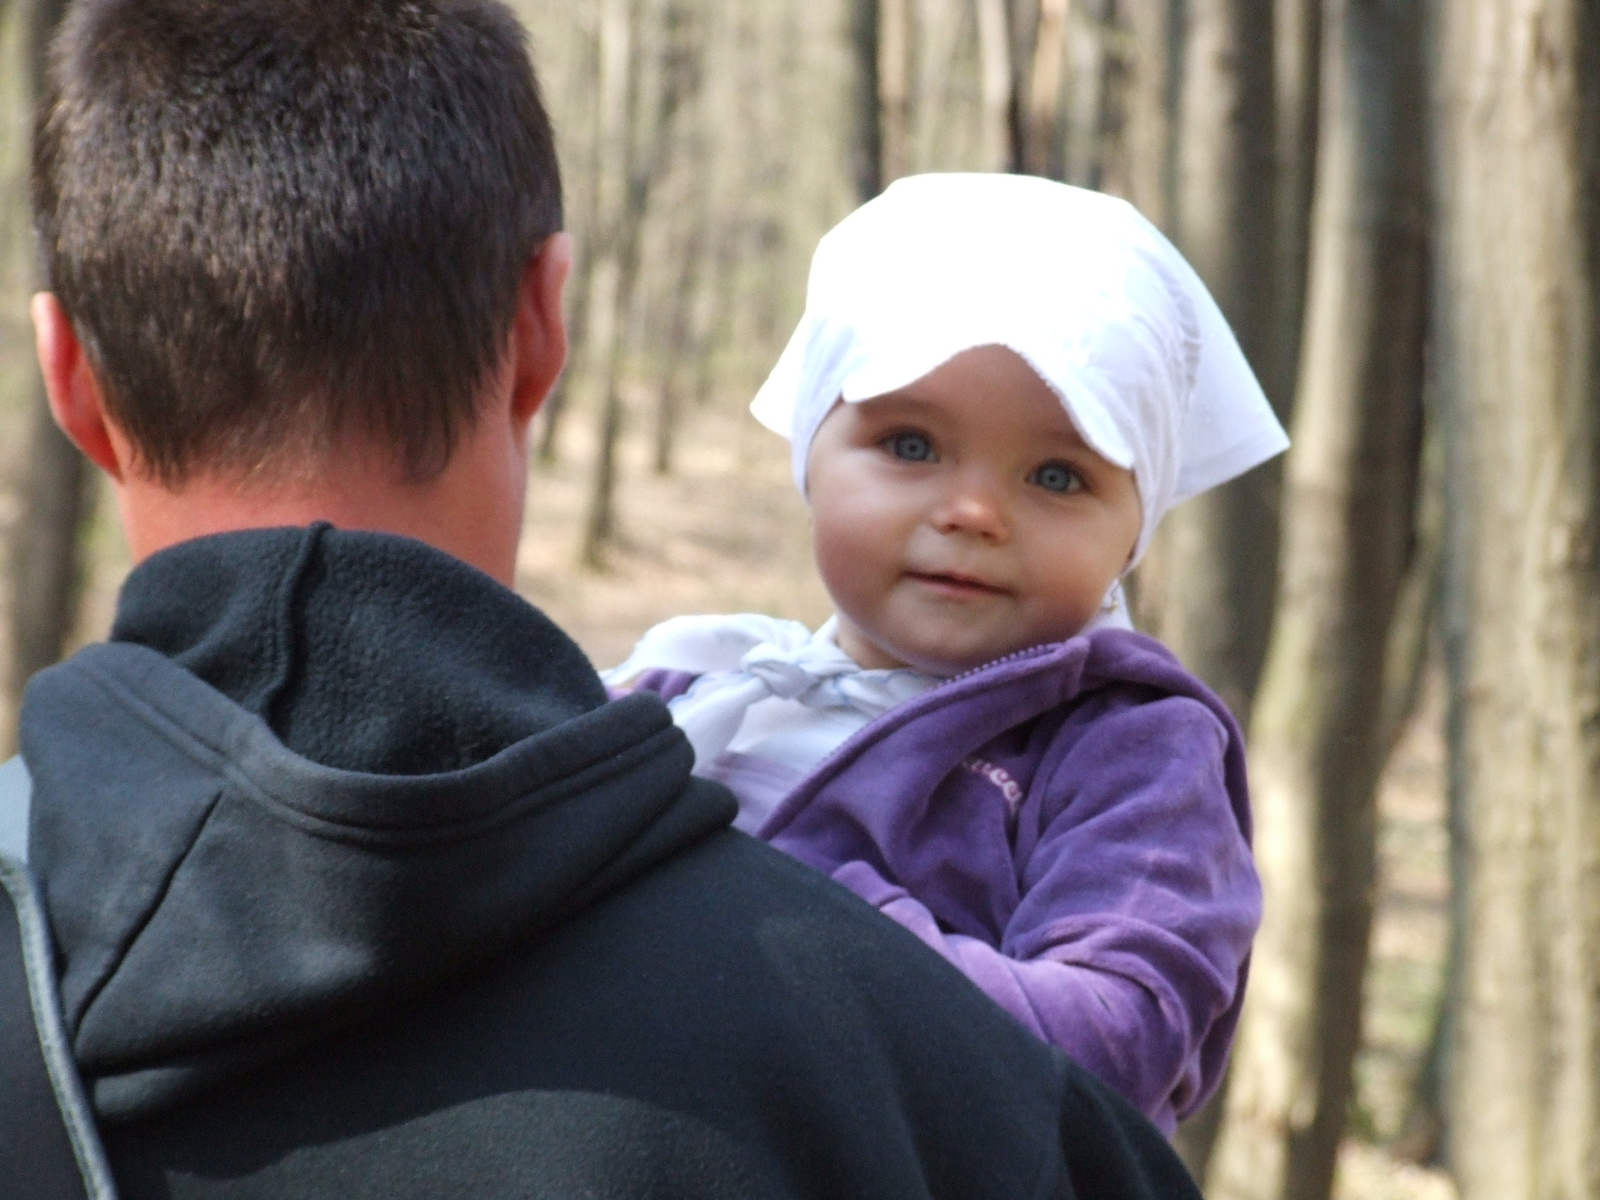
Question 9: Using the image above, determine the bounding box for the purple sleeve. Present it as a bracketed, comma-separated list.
[833, 696, 1259, 1134]
[607, 668, 701, 704]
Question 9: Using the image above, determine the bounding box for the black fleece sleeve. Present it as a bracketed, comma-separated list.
[1054, 1065, 1204, 1200]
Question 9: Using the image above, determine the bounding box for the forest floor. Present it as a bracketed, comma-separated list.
[66, 393, 1454, 1197]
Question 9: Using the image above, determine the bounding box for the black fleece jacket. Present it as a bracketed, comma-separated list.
[21, 525, 1199, 1199]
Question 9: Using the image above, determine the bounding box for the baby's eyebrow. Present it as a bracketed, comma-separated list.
[854, 392, 942, 414]
[854, 391, 1092, 450]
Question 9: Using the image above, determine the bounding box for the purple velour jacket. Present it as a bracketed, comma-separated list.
[630, 627, 1260, 1134]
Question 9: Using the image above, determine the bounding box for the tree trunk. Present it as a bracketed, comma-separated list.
[1377, 405, 1443, 761]
[7, 403, 91, 721]
[652, 206, 708, 476]
[1206, 0, 1428, 1193]
[852, 0, 884, 200]
[578, 0, 637, 567]
[1123, 0, 1180, 229]
[975, 0, 1014, 172]
[1062, 0, 1105, 189]
[1146, 0, 1278, 724]
[1092, 0, 1134, 199]
[1429, 0, 1600, 1194]
[1392, 957, 1450, 1167]
[581, 0, 704, 565]
[536, 14, 604, 468]
[1268, 0, 1322, 429]
[877, 0, 913, 184]
[1018, 0, 1069, 177]
[691, 231, 736, 413]
[6, 0, 85, 750]
[537, 224, 591, 465]
[1155, 0, 1321, 1164]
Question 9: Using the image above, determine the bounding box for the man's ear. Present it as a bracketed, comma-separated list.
[32, 293, 124, 480]
[508, 232, 573, 428]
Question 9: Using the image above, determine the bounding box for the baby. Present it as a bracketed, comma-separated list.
[607, 173, 1287, 1133]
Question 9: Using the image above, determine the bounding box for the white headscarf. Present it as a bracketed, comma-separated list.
[750, 173, 1290, 566]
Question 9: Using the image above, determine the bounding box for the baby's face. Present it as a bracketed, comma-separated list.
[807, 345, 1141, 676]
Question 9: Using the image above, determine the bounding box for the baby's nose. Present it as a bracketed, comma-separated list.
[932, 479, 1011, 540]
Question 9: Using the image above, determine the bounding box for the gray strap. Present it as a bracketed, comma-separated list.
[0, 755, 31, 863]
[0, 854, 118, 1199]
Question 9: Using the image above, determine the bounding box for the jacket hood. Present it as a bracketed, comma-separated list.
[20, 527, 734, 1123]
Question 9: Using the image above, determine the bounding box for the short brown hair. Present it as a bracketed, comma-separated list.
[33, 0, 563, 482]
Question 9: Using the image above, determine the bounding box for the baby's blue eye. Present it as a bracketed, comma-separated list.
[886, 432, 936, 463]
[1031, 462, 1082, 493]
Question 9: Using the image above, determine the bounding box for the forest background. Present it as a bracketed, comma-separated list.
[0, 1, 1597, 1199]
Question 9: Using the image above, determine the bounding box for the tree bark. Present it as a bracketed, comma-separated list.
[975, 0, 1014, 172]
[852, 0, 884, 200]
[1123, 0, 1180, 229]
[1428, 0, 1600, 1194]
[1018, 0, 1069, 177]
[6, 0, 86, 749]
[1090, 0, 1134, 199]
[1145, 0, 1278, 725]
[578, 0, 637, 567]
[652, 191, 710, 476]
[581, 0, 703, 565]
[1268, 0, 1322, 427]
[877, 0, 913, 184]
[1206, 0, 1428, 1192]
[537, 223, 591, 465]
[1062, 0, 1105, 189]
[7, 403, 91, 721]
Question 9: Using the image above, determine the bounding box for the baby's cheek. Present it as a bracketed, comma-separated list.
[813, 525, 887, 616]
[1019, 567, 1105, 642]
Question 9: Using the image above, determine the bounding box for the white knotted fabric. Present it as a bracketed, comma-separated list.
[749, 173, 1290, 566]
[607, 615, 938, 771]
[607, 600, 1131, 774]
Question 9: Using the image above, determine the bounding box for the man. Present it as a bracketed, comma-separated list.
[14, 0, 1202, 1195]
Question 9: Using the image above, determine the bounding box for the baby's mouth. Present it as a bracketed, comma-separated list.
[905, 570, 1012, 598]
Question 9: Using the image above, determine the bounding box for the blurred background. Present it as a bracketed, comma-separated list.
[2, 2, 1597, 1198]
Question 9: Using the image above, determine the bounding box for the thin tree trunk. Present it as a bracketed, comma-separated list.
[1164, 0, 1324, 1164]
[1062, 0, 1105, 189]
[1123, 0, 1180, 230]
[1092, 0, 1134, 199]
[1019, 0, 1069, 176]
[1268, 0, 1322, 429]
[536, 14, 604, 467]
[1206, 0, 1428, 1194]
[7, 402, 91, 723]
[1147, 0, 1277, 725]
[1429, 0, 1600, 1193]
[910, 0, 966, 171]
[691, 231, 737, 412]
[852, 0, 884, 200]
[876, 0, 915, 184]
[6, 0, 85, 751]
[652, 214, 707, 476]
[975, 0, 1014, 172]
[1377, 402, 1443, 761]
[579, 0, 638, 567]
[1392, 953, 1450, 1167]
[581, 0, 703, 565]
[537, 226, 591, 465]
[878, 0, 913, 184]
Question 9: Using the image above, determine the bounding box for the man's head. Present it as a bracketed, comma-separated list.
[32, 0, 570, 582]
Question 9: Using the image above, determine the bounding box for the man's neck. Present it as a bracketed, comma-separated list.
[110, 417, 530, 588]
